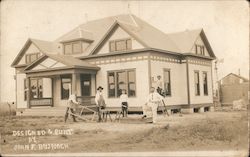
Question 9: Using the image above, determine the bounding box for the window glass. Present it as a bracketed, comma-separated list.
[203, 72, 208, 95]
[128, 70, 136, 96]
[73, 42, 81, 54]
[110, 41, 115, 52]
[24, 79, 27, 101]
[194, 71, 200, 95]
[109, 38, 132, 52]
[164, 70, 171, 96]
[117, 71, 126, 97]
[64, 44, 72, 55]
[61, 77, 71, 99]
[116, 40, 126, 51]
[38, 79, 43, 98]
[126, 39, 132, 50]
[30, 78, 43, 99]
[108, 72, 115, 97]
[25, 53, 40, 64]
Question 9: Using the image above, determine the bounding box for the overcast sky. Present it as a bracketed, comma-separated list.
[0, 0, 249, 101]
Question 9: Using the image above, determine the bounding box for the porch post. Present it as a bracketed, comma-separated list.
[72, 73, 77, 95]
[27, 77, 31, 108]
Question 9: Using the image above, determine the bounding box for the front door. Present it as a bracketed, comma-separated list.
[80, 74, 91, 96]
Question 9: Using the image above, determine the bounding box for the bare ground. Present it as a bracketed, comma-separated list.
[0, 111, 248, 155]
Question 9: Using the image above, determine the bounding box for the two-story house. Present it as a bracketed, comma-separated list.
[11, 14, 216, 115]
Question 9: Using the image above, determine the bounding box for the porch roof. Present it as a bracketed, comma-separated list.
[24, 53, 100, 77]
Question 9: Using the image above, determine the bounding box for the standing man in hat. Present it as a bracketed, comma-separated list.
[95, 86, 106, 122]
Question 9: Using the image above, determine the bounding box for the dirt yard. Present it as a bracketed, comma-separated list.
[0, 111, 248, 155]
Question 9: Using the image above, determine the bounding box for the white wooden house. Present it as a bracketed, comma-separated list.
[11, 14, 216, 115]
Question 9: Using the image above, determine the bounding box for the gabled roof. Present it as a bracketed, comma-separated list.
[12, 14, 216, 68]
[56, 14, 215, 58]
[220, 73, 249, 82]
[24, 53, 100, 71]
[11, 38, 60, 67]
[167, 29, 215, 57]
[56, 14, 181, 56]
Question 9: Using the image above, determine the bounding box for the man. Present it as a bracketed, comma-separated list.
[142, 87, 164, 123]
[95, 86, 106, 122]
[64, 93, 80, 122]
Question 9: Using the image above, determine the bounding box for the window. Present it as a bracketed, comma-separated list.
[24, 79, 27, 101]
[117, 71, 126, 96]
[64, 44, 72, 55]
[108, 72, 115, 97]
[61, 76, 72, 99]
[109, 38, 132, 52]
[30, 78, 43, 99]
[25, 53, 40, 64]
[163, 69, 171, 96]
[107, 69, 136, 97]
[194, 71, 200, 96]
[195, 44, 205, 55]
[64, 41, 82, 55]
[203, 72, 208, 95]
[72, 42, 81, 54]
[127, 70, 136, 97]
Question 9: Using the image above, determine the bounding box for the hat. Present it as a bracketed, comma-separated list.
[97, 86, 104, 90]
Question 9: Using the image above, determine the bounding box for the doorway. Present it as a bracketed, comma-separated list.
[80, 74, 91, 96]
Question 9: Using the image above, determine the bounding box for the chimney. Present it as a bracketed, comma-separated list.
[238, 68, 241, 76]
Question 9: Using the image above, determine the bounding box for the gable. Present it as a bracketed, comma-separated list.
[31, 57, 66, 70]
[14, 42, 43, 66]
[190, 35, 210, 57]
[94, 26, 145, 55]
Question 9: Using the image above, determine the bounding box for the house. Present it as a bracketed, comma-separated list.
[219, 73, 249, 106]
[11, 14, 216, 115]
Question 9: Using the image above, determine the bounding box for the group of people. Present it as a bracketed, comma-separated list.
[65, 75, 165, 124]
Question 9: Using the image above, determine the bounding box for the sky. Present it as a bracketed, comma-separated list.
[0, 0, 249, 102]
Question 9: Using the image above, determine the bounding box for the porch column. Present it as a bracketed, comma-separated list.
[72, 73, 77, 95]
[26, 77, 31, 108]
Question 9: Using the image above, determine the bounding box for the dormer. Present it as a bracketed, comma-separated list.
[61, 39, 93, 55]
[59, 27, 94, 55]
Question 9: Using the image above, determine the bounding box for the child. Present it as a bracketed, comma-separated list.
[119, 89, 128, 117]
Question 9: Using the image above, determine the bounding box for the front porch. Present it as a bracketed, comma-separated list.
[23, 54, 100, 108]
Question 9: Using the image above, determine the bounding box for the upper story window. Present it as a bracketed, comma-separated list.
[25, 53, 40, 64]
[195, 44, 205, 55]
[64, 41, 82, 55]
[109, 38, 132, 52]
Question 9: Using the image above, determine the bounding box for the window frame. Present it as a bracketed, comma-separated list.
[195, 44, 205, 56]
[163, 68, 171, 96]
[24, 78, 27, 101]
[109, 38, 132, 52]
[25, 53, 40, 64]
[107, 68, 136, 98]
[61, 75, 72, 100]
[194, 71, 200, 96]
[203, 71, 208, 96]
[72, 41, 82, 54]
[63, 41, 82, 55]
[30, 78, 43, 99]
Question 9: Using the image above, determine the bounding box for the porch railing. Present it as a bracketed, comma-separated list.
[76, 96, 95, 106]
[30, 98, 53, 107]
